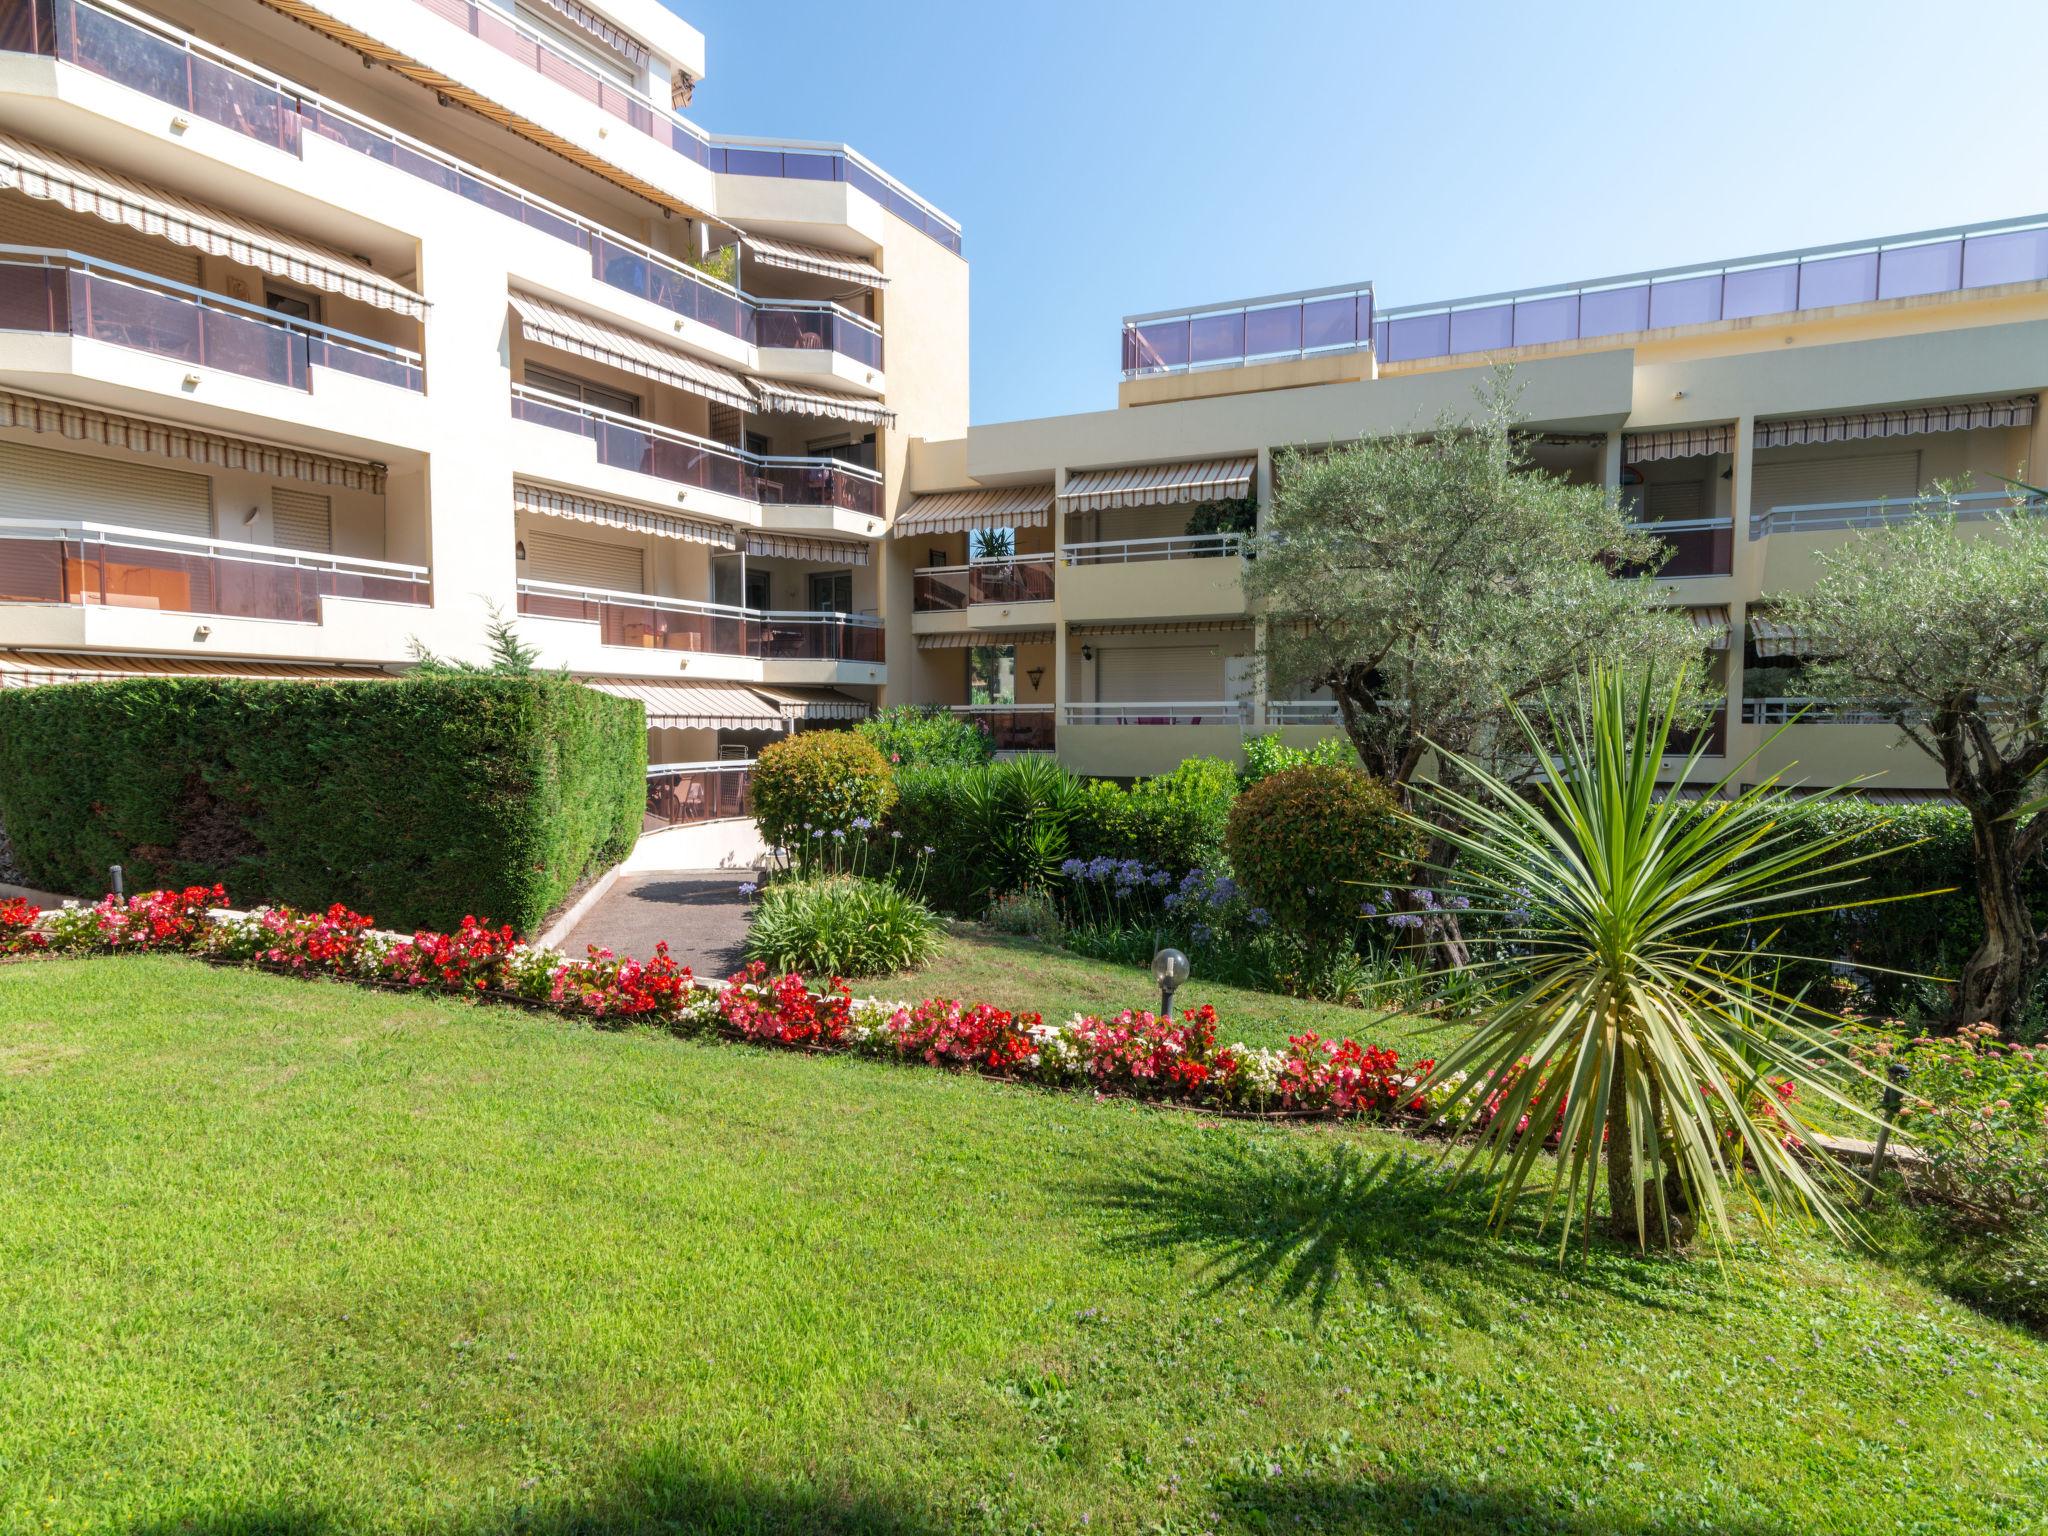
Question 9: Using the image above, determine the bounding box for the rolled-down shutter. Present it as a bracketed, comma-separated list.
[1095, 646, 1224, 702]
[522, 530, 645, 593]
[0, 441, 211, 536]
[1752, 451, 1920, 514]
[0, 191, 202, 286]
[1643, 481, 1704, 522]
[270, 487, 331, 553]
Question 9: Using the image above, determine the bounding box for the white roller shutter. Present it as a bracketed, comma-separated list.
[522, 530, 644, 593]
[271, 487, 331, 553]
[1096, 646, 1223, 702]
[0, 441, 211, 536]
[1, 191, 201, 286]
[1752, 451, 1920, 515]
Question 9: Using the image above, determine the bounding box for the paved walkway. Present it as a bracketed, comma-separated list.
[559, 871, 753, 975]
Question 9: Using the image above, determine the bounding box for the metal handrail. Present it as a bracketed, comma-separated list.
[647, 759, 754, 774]
[0, 247, 423, 362]
[1064, 533, 1245, 563]
[1741, 696, 1907, 726]
[517, 576, 881, 626]
[1750, 489, 2046, 539]
[1626, 515, 1735, 533]
[0, 517, 429, 576]
[949, 703, 1054, 714]
[1266, 700, 1343, 723]
[1064, 701, 1249, 725]
[510, 385, 883, 484]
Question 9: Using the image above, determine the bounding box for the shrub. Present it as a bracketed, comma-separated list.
[987, 887, 1063, 942]
[1126, 757, 1239, 874]
[883, 764, 981, 915]
[855, 704, 993, 768]
[1224, 765, 1420, 950]
[0, 676, 642, 933]
[882, 757, 1084, 915]
[744, 876, 941, 977]
[1066, 776, 1142, 862]
[751, 731, 896, 850]
[1240, 730, 1358, 785]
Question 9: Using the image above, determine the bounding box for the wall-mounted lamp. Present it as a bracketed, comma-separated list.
[1081, 644, 1094, 663]
[242, 505, 261, 526]
[192, 624, 211, 641]
[515, 540, 527, 561]
[1026, 666, 1045, 692]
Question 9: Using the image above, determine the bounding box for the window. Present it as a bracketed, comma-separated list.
[808, 434, 877, 471]
[524, 363, 639, 418]
[808, 572, 852, 613]
[264, 284, 321, 324]
[744, 569, 771, 611]
[745, 431, 774, 458]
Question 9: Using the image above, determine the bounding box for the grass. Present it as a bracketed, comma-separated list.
[884, 926, 1445, 1057]
[2, 955, 2046, 1535]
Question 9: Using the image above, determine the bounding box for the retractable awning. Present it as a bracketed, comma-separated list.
[1059, 456, 1256, 513]
[742, 531, 869, 566]
[1623, 426, 1735, 462]
[509, 293, 754, 410]
[742, 235, 888, 290]
[751, 378, 896, 427]
[581, 678, 785, 730]
[0, 131, 427, 319]
[514, 482, 734, 547]
[895, 486, 1054, 536]
[1748, 614, 1820, 659]
[1755, 395, 2038, 450]
[752, 685, 872, 722]
[0, 389, 387, 492]
[1067, 620, 1251, 638]
[0, 651, 395, 686]
[915, 629, 1054, 650]
[526, 0, 649, 64]
[1685, 605, 1732, 650]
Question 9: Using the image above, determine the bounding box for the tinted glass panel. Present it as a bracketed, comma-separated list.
[1961, 227, 2048, 289]
[1721, 262, 1799, 319]
[1384, 311, 1449, 362]
[1796, 251, 1878, 309]
[1448, 303, 1512, 354]
[1299, 296, 1358, 351]
[1579, 284, 1649, 338]
[1879, 240, 1962, 300]
[1512, 293, 1578, 346]
[1244, 304, 1300, 358]
[1648, 273, 1721, 328]
[1188, 311, 1245, 367]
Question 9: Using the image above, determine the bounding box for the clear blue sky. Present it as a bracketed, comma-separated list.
[672, 0, 2048, 427]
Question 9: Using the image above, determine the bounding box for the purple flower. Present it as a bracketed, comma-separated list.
[737, 882, 758, 898]
[1190, 922, 1213, 945]
[851, 816, 873, 831]
[1388, 912, 1425, 930]
[1358, 902, 1378, 918]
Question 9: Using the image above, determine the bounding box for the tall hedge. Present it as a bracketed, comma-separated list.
[0, 676, 645, 933]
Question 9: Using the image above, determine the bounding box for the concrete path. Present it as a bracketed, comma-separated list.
[557, 870, 754, 977]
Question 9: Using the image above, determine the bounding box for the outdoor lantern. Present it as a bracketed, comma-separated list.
[1152, 947, 1189, 1017]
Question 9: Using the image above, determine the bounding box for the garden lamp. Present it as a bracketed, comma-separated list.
[1152, 947, 1189, 1018]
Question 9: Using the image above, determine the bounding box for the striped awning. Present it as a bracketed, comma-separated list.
[1755, 395, 2038, 450]
[1749, 614, 1819, 659]
[514, 482, 733, 547]
[752, 685, 873, 722]
[895, 485, 1054, 536]
[527, 0, 649, 64]
[0, 131, 427, 318]
[742, 235, 887, 290]
[1067, 620, 1252, 638]
[510, 293, 753, 410]
[1623, 426, 1735, 462]
[0, 650, 394, 687]
[743, 531, 869, 566]
[915, 629, 1055, 650]
[1685, 605, 1732, 651]
[581, 678, 786, 731]
[751, 378, 895, 427]
[1059, 456, 1256, 513]
[0, 389, 387, 492]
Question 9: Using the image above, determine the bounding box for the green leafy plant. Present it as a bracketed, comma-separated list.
[1417, 668, 1918, 1252]
[750, 731, 897, 853]
[1224, 765, 1420, 952]
[954, 755, 1081, 905]
[743, 876, 941, 977]
[855, 705, 993, 769]
[1240, 730, 1359, 785]
[986, 887, 1064, 942]
[1184, 495, 1257, 538]
[1126, 757, 1239, 874]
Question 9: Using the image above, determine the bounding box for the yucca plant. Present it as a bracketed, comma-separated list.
[1415, 667, 1937, 1253]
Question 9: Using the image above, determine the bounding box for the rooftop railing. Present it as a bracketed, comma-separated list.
[1751, 488, 2048, 539]
[0, 517, 430, 621]
[406, 0, 961, 251]
[511, 385, 881, 517]
[1123, 284, 1373, 377]
[645, 760, 752, 830]
[517, 578, 884, 663]
[0, 248, 425, 391]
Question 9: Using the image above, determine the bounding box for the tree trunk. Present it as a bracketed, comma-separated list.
[1951, 801, 2042, 1030]
[1606, 1074, 1691, 1248]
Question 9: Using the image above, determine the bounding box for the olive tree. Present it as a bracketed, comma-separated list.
[1779, 498, 2048, 1029]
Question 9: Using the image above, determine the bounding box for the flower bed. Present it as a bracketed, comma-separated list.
[0, 889, 1437, 1124]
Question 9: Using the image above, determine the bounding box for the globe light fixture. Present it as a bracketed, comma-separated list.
[1152, 946, 1190, 1017]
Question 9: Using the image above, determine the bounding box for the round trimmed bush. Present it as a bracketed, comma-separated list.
[1223, 764, 1421, 948]
[751, 730, 896, 850]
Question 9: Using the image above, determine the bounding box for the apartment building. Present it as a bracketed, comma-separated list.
[899, 223, 2048, 794]
[0, 0, 966, 821]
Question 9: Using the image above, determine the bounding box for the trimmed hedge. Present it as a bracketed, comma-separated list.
[0, 675, 644, 933]
[1225, 765, 1421, 950]
[751, 730, 897, 850]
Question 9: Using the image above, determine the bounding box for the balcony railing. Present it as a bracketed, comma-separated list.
[511, 387, 881, 517]
[1123, 284, 1374, 378]
[912, 556, 1055, 611]
[1065, 701, 1248, 727]
[403, 0, 961, 252]
[950, 705, 1055, 752]
[1625, 517, 1733, 579]
[645, 760, 752, 831]
[0, 249, 425, 391]
[1665, 707, 1729, 757]
[1742, 697, 1912, 727]
[0, 0, 888, 372]
[518, 579, 884, 663]
[0, 518, 430, 622]
[1266, 700, 1343, 726]
[1064, 534, 1245, 564]
[1751, 488, 2047, 539]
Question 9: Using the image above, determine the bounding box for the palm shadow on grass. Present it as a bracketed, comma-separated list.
[1215, 1471, 1803, 1536]
[1080, 1134, 1716, 1326]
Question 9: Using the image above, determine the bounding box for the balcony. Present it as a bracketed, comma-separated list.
[912, 555, 1055, 612]
[950, 705, 1054, 752]
[1742, 697, 1907, 727]
[511, 386, 881, 518]
[1065, 534, 1244, 565]
[1625, 517, 1733, 579]
[0, 249, 425, 391]
[1123, 286, 1374, 378]
[517, 579, 884, 663]
[1064, 701, 1248, 727]
[0, 518, 430, 622]
[1751, 488, 2045, 539]
[645, 760, 751, 831]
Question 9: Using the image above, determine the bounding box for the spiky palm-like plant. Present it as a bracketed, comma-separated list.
[1417, 668, 1932, 1253]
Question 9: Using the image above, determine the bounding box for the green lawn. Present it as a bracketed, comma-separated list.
[884, 927, 1444, 1057]
[3, 955, 2046, 1535]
